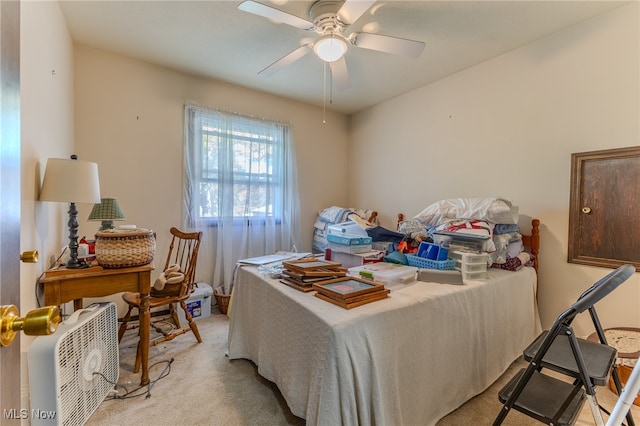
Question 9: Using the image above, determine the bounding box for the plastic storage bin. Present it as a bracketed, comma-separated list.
[449, 251, 489, 266]
[329, 250, 384, 268]
[327, 233, 372, 246]
[459, 262, 487, 273]
[177, 283, 213, 323]
[460, 270, 488, 281]
[417, 269, 464, 285]
[432, 231, 490, 253]
[327, 221, 369, 237]
[328, 242, 373, 254]
[348, 263, 418, 288]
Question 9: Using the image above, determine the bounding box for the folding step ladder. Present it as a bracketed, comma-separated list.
[493, 264, 637, 426]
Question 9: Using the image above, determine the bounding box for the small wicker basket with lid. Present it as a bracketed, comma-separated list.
[95, 228, 156, 268]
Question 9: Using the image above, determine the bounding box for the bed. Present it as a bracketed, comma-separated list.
[227, 199, 541, 425]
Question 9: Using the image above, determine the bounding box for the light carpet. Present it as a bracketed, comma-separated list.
[86, 308, 639, 425]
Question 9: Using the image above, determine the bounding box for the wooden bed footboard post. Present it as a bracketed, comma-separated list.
[530, 219, 540, 273]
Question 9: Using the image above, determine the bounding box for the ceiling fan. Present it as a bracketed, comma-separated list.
[238, 0, 425, 90]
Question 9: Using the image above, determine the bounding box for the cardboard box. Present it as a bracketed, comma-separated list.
[177, 283, 213, 323]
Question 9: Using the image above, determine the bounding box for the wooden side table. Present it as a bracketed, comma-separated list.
[39, 263, 153, 385]
[588, 327, 640, 406]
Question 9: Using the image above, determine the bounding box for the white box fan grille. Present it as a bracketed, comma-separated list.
[29, 302, 119, 426]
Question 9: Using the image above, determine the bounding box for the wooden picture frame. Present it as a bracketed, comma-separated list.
[312, 276, 384, 301]
[283, 259, 342, 273]
[314, 290, 390, 309]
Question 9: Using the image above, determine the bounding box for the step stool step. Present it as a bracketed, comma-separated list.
[524, 331, 617, 386]
[499, 368, 586, 426]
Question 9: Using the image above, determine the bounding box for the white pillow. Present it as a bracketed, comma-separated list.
[414, 197, 519, 226]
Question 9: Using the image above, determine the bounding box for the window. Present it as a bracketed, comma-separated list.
[184, 104, 295, 225]
[184, 103, 301, 294]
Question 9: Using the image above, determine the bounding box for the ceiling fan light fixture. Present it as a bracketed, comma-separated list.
[314, 34, 348, 62]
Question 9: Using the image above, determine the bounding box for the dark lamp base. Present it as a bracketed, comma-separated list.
[65, 259, 91, 269]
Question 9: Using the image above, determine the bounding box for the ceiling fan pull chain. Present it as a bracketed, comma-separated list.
[323, 62, 327, 124]
[329, 64, 334, 105]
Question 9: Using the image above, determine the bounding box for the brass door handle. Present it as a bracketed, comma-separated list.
[0, 305, 61, 346]
[20, 250, 38, 263]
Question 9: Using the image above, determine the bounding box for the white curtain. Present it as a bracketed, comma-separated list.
[184, 103, 301, 294]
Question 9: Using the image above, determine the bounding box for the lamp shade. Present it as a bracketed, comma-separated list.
[88, 198, 126, 222]
[39, 156, 101, 269]
[39, 158, 101, 203]
[314, 34, 348, 62]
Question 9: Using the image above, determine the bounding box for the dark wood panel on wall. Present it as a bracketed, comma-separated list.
[568, 146, 640, 269]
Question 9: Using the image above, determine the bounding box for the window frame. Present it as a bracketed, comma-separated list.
[185, 105, 290, 227]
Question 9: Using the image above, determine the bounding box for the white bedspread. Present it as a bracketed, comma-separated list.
[227, 266, 541, 425]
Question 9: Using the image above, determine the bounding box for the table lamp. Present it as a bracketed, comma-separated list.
[39, 155, 101, 269]
[88, 198, 126, 231]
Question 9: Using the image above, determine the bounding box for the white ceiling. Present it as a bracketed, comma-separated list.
[58, 0, 629, 114]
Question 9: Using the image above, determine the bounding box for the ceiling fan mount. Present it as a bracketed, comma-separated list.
[308, 0, 347, 35]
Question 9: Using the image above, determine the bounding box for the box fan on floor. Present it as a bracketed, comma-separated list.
[29, 302, 119, 426]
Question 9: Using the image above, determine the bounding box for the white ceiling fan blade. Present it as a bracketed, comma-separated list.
[337, 0, 377, 26]
[258, 44, 312, 77]
[351, 32, 425, 58]
[330, 57, 350, 90]
[238, 1, 314, 30]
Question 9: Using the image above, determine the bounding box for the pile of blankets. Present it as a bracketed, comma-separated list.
[400, 197, 535, 270]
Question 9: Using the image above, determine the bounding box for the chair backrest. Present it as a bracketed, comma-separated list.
[571, 264, 635, 314]
[163, 227, 203, 299]
[550, 264, 636, 329]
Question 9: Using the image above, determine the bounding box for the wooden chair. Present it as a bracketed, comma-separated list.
[118, 227, 203, 373]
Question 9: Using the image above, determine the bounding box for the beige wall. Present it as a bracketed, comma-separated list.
[19, 0, 638, 390]
[19, 0, 349, 399]
[349, 3, 640, 336]
[20, 0, 77, 342]
[20, 0, 76, 407]
[73, 46, 350, 288]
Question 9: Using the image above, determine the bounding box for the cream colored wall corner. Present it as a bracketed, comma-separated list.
[349, 3, 640, 337]
[20, 0, 77, 414]
[72, 46, 350, 291]
[19, 0, 349, 403]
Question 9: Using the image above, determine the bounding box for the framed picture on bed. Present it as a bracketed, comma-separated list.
[312, 277, 385, 301]
[313, 277, 389, 309]
[283, 259, 342, 273]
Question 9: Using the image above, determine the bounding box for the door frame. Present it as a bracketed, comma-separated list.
[0, 0, 22, 418]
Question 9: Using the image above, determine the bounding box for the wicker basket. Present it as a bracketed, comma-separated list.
[214, 288, 231, 315]
[95, 228, 156, 269]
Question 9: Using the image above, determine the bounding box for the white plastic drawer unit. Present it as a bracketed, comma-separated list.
[451, 251, 488, 282]
[449, 251, 489, 265]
